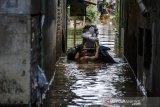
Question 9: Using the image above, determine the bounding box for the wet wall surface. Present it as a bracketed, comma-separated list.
[42, 22, 143, 107]
[0, 15, 31, 104]
[0, 0, 40, 14]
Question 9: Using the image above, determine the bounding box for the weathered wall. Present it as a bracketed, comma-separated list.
[123, 0, 138, 73]
[0, 0, 30, 14]
[0, 15, 31, 104]
[62, 0, 67, 52]
[123, 0, 160, 96]
[151, 20, 160, 96]
[43, 0, 57, 80]
[56, 0, 63, 59]
[148, 0, 160, 96]
[0, 0, 41, 104]
[43, 0, 66, 80]
[135, 0, 160, 96]
[0, 0, 40, 14]
[0, 0, 67, 104]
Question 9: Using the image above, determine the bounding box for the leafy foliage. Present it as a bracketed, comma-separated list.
[86, 5, 97, 23]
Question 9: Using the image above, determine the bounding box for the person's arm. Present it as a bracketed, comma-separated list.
[80, 42, 99, 61]
[75, 52, 80, 60]
[87, 41, 99, 60]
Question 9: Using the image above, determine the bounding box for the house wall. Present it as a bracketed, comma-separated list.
[0, 0, 40, 14]
[0, 0, 33, 104]
[0, 14, 31, 104]
[0, 0, 67, 104]
[122, 0, 160, 96]
[43, 0, 66, 80]
[123, 0, 138, 73]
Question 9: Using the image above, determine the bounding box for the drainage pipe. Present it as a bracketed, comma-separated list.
[136, 0, 150, 17]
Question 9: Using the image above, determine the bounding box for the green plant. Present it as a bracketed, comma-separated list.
[112, 0, 120, 29]
[86, 5, 97, 23]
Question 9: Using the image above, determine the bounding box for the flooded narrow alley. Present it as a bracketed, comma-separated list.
[1, 0, 160, 106]
[42, 21, 143, 107]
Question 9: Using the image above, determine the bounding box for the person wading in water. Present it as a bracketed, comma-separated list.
[74, 25, 99, 63]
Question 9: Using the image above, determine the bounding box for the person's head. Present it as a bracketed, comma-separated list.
[89, 26, 95, 34]
[91, 25, 99, 36]
[83, 25, 99, 36]
[67, 48, 77, 60]
[82, 25, 91, 33]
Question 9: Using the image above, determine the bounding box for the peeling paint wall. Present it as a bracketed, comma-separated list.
[0, 15, 31, 104]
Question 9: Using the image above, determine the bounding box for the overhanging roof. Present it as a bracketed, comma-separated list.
[67, 0, 97, 5]
[84, 0, 97, 5]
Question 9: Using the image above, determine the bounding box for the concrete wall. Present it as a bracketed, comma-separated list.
[62, 0, 67, 52]
[123, 0, 138, 73]
[149, 0, 160, 96]
[43, 0, 57, 80]
[56, 0, 63, 58]
[0, 0, 40, 14]
[0, 0, 40, 104]
[151, 21, 160, 96]
[43, 0, 66, 80]
[0, 0, 67, 104]
[0, 15, 31, 104]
